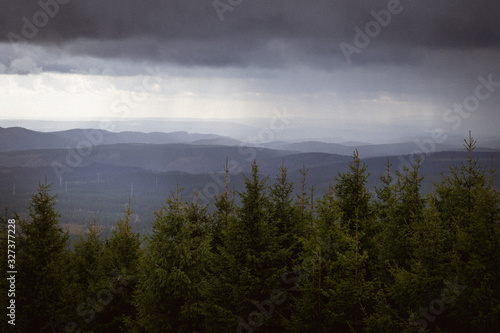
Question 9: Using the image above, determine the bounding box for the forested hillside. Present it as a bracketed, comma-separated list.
[1, 135, 499, 332]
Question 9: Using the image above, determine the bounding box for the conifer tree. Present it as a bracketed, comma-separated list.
[67, 215, 106, 333]
[432, 133, 500, 332]
[294, 165, 315, 238]
[134, 187, 212, 332]
[387, 195, 455, 333]
[72, 216, 105, 298]
[388, 134, 500, 333]
[267, 161, 315, 329]
[374, 159, 400, 280]
[97, 201, 141, 332]
[377, 156, 425, 271]
[285, 152, 385, 332]
[211, 158, 234, 254]
[334, 150, 373, 237]
[286, 184, 381, 332]
[397, 155, 425, 225]
[269, 161, 304, 265]
[205, 160, 286, 332]
[16, 182, 73, 332]
[375, 159, 397, 220]
[334, 150, 379, 278]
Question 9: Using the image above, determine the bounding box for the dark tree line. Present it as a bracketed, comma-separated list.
[1, 134, 499, 332]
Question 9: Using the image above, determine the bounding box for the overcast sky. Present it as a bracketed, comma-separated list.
[0, 0, 499, 142]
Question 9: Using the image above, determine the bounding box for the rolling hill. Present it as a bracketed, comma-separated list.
[1, 126, 499, 234]
[0, 127, 236, 152]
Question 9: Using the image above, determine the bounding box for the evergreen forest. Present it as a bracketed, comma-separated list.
[1, 134, 499, 333]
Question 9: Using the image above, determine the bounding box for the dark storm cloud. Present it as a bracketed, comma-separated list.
[1, 0, 499, 68]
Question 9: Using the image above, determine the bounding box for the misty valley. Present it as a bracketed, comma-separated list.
[1, 126, 499, 235]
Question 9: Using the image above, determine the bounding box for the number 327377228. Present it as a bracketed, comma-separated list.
[7, 219, 16, 269]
